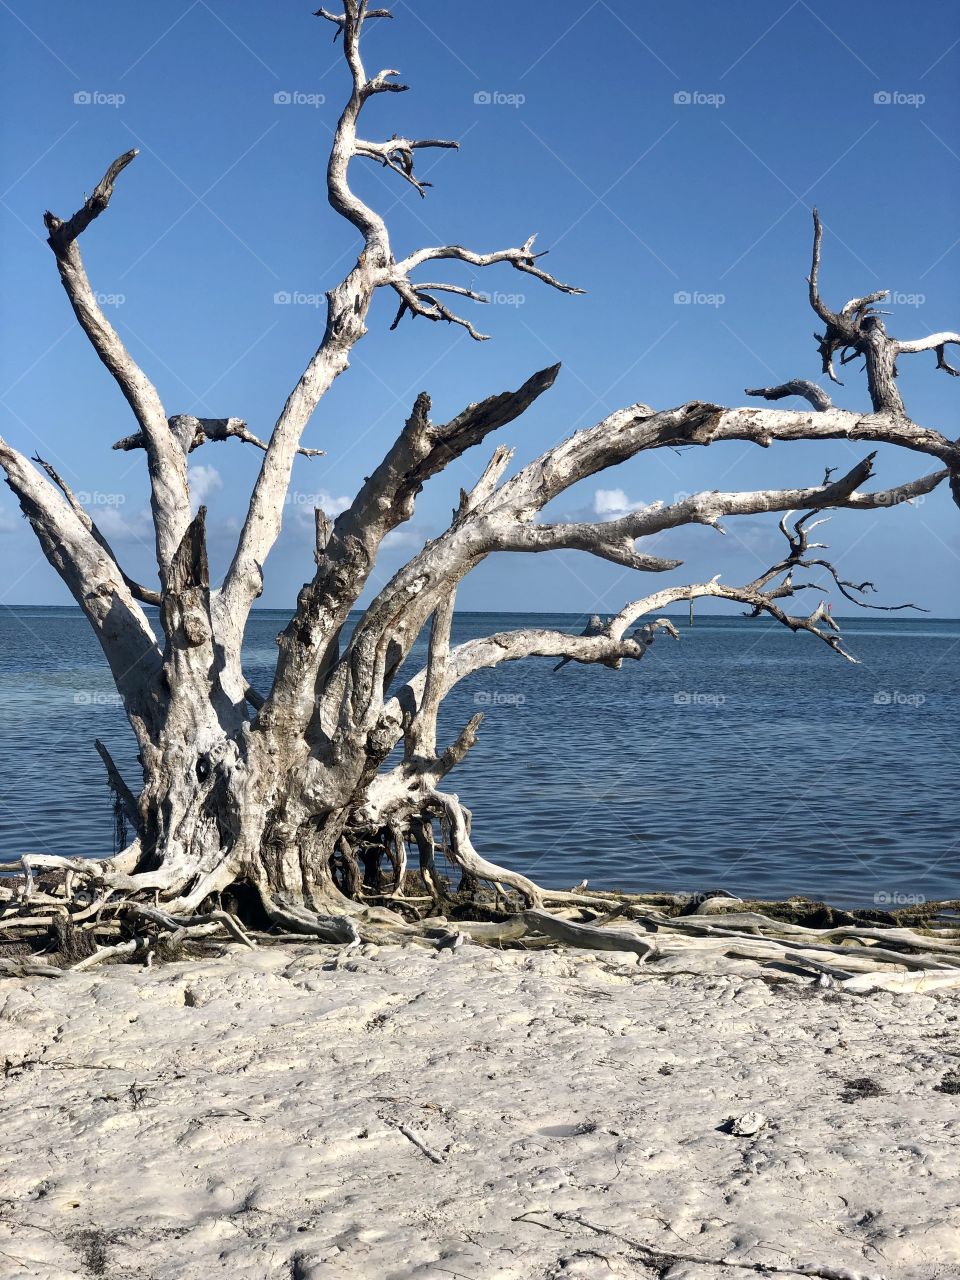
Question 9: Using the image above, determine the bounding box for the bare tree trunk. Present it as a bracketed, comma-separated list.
[2, 3, 958, 964]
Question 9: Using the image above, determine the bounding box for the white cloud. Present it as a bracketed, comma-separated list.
[290, 489, 352, 530]
[316, 489, 351, 519]
[592, 488, 660, 521]
[188, 464, 223, 512]
[594, 487, 630, 516]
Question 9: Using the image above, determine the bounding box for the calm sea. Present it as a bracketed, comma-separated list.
[1, 607, 956, 907]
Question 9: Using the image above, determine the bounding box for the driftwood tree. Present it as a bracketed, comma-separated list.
[2, 3, 959, 966]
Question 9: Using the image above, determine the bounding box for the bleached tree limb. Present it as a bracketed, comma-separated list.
[335, 401, 954, 743]
[314, 7, 394, 41]
[215, 2, 582, 671]
[391, 236, 585, 297]
[390, 279, 492, 341]
[383, 489, 930, 747]
[121, 902, 255, 949]
[429, 790, 545, 906]
[746, 380, 832, 410]
[355, 135, 459, 197]
[113, 416, 325, 459]
[71, 938, 145, 972]
[747, 509, 932, 614]
[31, 453, 161, 606]
[42, 149, 191, 579]
[0, 438, 162, 728]
[896, 331, 960, 382]
[262, 364, 561, 739]
[407, 589, 456, 760]
[805, 208, 959, 417]
[588, 454, 948, 542]
[522, 908, 658, 959]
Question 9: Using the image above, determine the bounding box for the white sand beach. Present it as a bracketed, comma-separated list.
[2, 943, 959, 1280]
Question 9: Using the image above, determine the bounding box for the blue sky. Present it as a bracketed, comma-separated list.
[1, 0, 958, 615]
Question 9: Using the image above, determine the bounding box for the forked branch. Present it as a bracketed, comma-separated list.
[113, 416, 324, 459]
[805, 208, 960, 417]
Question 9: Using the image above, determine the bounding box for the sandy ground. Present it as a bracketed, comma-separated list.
[1, 942, 959, 1280]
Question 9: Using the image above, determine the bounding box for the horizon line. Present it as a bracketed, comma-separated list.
[2, 604, 958, 622]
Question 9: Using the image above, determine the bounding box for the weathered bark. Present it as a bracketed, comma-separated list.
[2, 3, 958, 963]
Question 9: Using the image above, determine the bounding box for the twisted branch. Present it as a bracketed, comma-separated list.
[113, 416, 324, 458]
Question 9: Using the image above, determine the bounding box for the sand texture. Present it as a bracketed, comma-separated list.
[2, 943, 959, 1279]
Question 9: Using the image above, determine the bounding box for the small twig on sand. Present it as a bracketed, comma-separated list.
[556, 1213, 884, 1280]
[393, 1121, 444, 1165]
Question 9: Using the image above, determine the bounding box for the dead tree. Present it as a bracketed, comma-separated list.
[2, 2, 958, 958]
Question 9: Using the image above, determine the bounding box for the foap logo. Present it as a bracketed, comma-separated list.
[74, 90, 125, 108]
[286, 491, 327, 508]
[873, 690, 926, 707]
[93, 291, 126, 307]
[674, 290, 725, 307]
[473, 90, 526, 107]
[75, 491, 126, 507]
[674, 90, 725, 108]
[674, 691, 726, 708]
[891, 291, 926, 308]
[874, 90, 925, 108]
[473, 691, 526, 707]
[870, 489, 926, 507]
[477, 290, 526, 307]
[874, 890, 926, 907]
[274, 290, 325, 307]
[74, 691, 124, 707]
[274, 90, 326, 107]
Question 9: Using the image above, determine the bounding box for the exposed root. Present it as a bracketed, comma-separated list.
[257, 890, 360, 945]
[122, 904, 256, 950]
[429, 791, 544, 906]
[522, 908, 658, 959]
[72, 938, 146, 972]
[0, 957, 65, 979]
[5, 837, 960, 993]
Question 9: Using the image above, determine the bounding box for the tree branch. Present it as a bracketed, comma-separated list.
[31, 454, 161, 605]
[113, 416, 324, 458]
[261, 364, 560, 739]
[746, 380, 832, 411]
[333, 391, 956, 746]
[406, 588, 456, 759]
[216, 7, 581, 677]
[895, 331, 960, 377]
[43, 150, 192, 580]
[355, 135, 458, 197]
[804, 208, 959, 417]
[391, 235, 584, 302]
[0, 437, 162, 729]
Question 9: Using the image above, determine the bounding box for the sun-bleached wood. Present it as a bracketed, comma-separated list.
[2, 2, 957, 958]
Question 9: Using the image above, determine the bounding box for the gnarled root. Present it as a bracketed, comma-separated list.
[257, 891, 360, 945]
[6, 820, 960, 993]
[428, 790, 545, 906]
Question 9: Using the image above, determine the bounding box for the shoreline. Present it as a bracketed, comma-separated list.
[0, 869, 956, 918]
[3, 941, 959, 1279]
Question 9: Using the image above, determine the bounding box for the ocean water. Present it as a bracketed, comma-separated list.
[1, 606, 957, 907]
